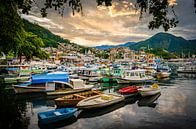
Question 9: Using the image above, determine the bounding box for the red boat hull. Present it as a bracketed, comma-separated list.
[119, 86, 138, 94]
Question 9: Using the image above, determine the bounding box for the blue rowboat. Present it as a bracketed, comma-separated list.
[38, 108, 77, 124]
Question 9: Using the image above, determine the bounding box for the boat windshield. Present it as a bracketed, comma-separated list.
[139, 72, 145, 78]
[135, 72, 139, 76]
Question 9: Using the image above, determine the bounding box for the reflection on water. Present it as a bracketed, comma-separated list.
[38, 116, 78, 129]
[0, 88, 29, 129]
[78, 102, 126, 118]
[0, 74, 196, 129]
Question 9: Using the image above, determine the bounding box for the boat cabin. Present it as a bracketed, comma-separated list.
[79, 68, 101, 77]
[122, 69, 147, 78]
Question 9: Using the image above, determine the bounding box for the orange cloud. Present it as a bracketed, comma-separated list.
[168, 0, 177, 6]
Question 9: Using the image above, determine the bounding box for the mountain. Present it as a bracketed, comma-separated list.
[23, 19, 70, 48]
[95, 42, 136, 50]
[129, 32, 196, 55]
[189, 39, 196, 44]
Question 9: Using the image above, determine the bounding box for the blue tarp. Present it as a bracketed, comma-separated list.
[5, 68, 19, 71]
[31, 72, 69, 84]
[154, 59, 161, 63]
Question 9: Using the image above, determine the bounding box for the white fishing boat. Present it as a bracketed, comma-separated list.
[116, 69, 154, 84]
[177, 62, 196, 73]
[77, 94, 125, 109]
[46, 79, 95, 96]
[138, 83, 161, 97]
[155, 63, 171, 78]
[79, 68, 102, 82]
[68, 79, 94, 89]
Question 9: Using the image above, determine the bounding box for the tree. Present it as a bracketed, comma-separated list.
[0, 1, 49, 61]
[17, 32, 49, 63]
[0, 1, 25, 54]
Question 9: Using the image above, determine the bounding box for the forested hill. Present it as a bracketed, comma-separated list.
[129, 32, 196, 55]
[23, 19, 70, 48]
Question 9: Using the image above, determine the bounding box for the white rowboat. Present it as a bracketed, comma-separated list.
[77, 94, 125, 109]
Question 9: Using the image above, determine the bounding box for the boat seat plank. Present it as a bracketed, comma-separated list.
[54, 111, 62, 116]
[73, 94, 86, 99]
[91, 90, 102, 94]
[39, 114, 47, 119]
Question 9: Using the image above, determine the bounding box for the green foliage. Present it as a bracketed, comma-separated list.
[0, 1, 25, 54]
[147, 0, 178, 31]
[0, 2, 49, 61]
[23, 19, 70, 48]
[6, 52, 15, 59]
[116, 52, 123, 59]
[17, 32, 49, 61]
[95, 51, 109, 59]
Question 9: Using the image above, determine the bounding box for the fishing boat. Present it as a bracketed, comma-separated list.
[4, 75, 31, 83]
[55, 90, 103, 107]
[77, 94, 125, 109]
[119, 86, 143, 94]
[38, 108, 77, 124]
[13, 71, 69, 94]
[155, 63, 171, 78]
[14, 78, 94, 94]
[2, 67, 31, 83]
[138, 83, 161, 97]
[79, 68, 102, 82]
[177, 62, 196, 73]
[46, 79, 95, 96]
[116, 69, 154, 84]
[101, 68, 124, 83]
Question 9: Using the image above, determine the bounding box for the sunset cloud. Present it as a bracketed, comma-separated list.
[22, 0, 196, 46]
[168, 0, 177, 6]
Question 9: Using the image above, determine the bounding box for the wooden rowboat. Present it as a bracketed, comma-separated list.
[38, 108, 77, 124]
[55, 90, 103, 107]
[77, 94, 125, 109]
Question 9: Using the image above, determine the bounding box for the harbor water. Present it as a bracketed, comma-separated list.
[0, 73, 196, 129]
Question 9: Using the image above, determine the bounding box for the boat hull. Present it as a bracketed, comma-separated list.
[102, 77, 116, 83]
[156, 72, 171, 78]
[116, 78, 154, 84]
[38, 108, 77, 124]
[119, 86, 138, 94]
[177, 70, 196, 74]
[55, 90, 103, 107]
[138, 93, 161, 107]
[77, 94, 125, 109]
[4, 76, 30, 83]
[138, 88, 161, 97]
[14, 85, 46, 94]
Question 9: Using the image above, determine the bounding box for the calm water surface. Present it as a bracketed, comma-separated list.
[0, 73, 196, 129]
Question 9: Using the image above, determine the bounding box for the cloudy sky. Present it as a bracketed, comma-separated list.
[21, 0, 196, 47]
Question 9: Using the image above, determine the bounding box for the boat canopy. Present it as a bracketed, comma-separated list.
[32, 72, 69, 84]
